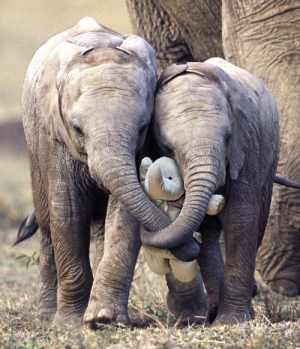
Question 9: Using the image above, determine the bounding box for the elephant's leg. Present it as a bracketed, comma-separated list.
[47, 160, 94, 326]
[197, 216, 224, 323]
[38, 228, 58, 321]
[29, 152, 58, 321]
[215, 185, 259, 325]
[166, 272, 209, 324]
[91, 194, 109, 276]
[91, 219, 105, 276]
[84, 195, 141, 328]
[51, 207, 93, 325]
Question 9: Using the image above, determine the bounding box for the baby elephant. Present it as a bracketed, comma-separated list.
[141, 58, 280, 325]
[20, 17, 169, 328]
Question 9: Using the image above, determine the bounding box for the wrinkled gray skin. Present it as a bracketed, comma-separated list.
[22, 17, 176, 327]
[126, 0, 223, 74]
[125, 0, 300, 299]
[142, 58, 280, 325]
[222, 0, 300, 297]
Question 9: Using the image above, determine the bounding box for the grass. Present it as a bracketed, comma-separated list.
[1, 221, 300, 348]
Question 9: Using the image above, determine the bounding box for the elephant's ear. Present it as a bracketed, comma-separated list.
[118, 35, 157, 91]
[205, 58, 258, 181]
[157, 64, 188, 90]
[36, 41, 89, 161]
[228, 85, 256, 181]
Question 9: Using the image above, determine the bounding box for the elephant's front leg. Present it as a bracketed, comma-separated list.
[166, 272, 209, 324]
[48, 166, 94, 326]
[216, 185, 259, 325]
[84, 195, 141, 328]
[197, 215, 224, 323]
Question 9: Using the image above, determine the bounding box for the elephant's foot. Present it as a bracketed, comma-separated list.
[53, 310, 84, 328]
[37, 306, 57, 322]
[166, 273, 209, 325]
[37, 293, 57, 322]
[167, 292, 209, 324]
[84, 296, 130, 329]
[268, 279, 299, 297]
[213, 306, 255, 325]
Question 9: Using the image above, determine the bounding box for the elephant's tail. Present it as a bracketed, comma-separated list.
[13, 210, 38, 246]
[274, 175, 300, 189]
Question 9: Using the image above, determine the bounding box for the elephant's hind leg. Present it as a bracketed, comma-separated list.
[166, 272, 209, 324]
[38, 228, 58, 321]
[29, 152, 58, 321]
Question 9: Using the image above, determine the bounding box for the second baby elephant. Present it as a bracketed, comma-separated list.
[141, 58, 280, 325]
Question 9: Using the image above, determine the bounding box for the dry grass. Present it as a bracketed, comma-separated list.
[1, 224, 300, 348]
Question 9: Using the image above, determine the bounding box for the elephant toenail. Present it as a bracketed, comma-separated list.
[116, 314, 129, 325]
[97, 309, 113, 320]
[84, 312, 94, 323]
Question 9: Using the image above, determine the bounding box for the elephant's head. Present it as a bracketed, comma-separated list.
[140, 60, 257, 252]
[35, 19, 173, 233]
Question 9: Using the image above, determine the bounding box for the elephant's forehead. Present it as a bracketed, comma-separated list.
[65, 62, 149, 97]
[156, 76, 229, 116]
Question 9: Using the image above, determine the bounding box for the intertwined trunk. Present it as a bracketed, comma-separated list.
[87, 137, 171, 232]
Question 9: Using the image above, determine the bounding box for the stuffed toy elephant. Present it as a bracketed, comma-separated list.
[140, 156, 225, 282]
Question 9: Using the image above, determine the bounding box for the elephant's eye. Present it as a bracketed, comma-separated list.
[72, 121, 84, 136]
[162, 141, 175, 158]
[225, 130, 232, 145]
[139, 120, 148, 138]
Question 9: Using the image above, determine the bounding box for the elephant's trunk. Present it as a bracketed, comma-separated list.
[87, 137, 171, 231]
[141, 151, 220, 249]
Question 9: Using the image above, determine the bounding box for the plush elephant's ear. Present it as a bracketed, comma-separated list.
[228, 87, 256, 181]
[118, 35, 157, 90]
[140, 157, 153, 191]
[36, 41, 88, 161]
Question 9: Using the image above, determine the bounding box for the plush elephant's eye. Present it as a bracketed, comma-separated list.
[72, 121, 84, 136]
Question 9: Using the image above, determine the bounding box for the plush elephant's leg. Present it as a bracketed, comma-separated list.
[216, 183, 259, 325]
[166, 272, 209, 324]
[197, 216, 224, 323]
[84, 195, 141, 328]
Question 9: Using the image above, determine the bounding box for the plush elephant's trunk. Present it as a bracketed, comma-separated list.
[88, 139, 171, 231]
[140, 152, 220, 249]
